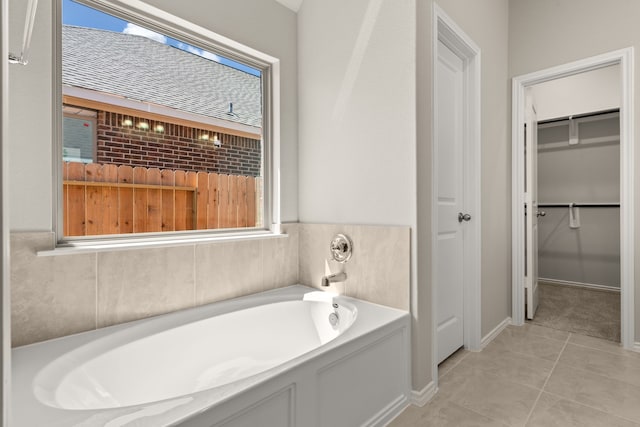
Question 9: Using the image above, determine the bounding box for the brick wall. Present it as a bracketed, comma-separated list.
[96, 111, 261, 177]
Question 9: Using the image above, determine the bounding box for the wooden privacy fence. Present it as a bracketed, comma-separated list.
[63, 162, 261, 236]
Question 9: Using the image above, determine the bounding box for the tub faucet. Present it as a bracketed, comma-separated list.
[321, 272, 347, 287]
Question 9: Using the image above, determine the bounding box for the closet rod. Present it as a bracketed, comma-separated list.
[537, 108, 620, 125]
[538, 203, 620, 208]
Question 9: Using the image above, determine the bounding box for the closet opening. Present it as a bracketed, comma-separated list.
[511, 49, 635, 349]
[532, 103, 621, 342]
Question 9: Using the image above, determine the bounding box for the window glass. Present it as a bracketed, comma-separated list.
[61, 0, 265, 238]
[63, 108, 96, 163]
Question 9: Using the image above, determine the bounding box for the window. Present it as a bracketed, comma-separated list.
[57, 0, 278, 243]
[63, 106, 97, 163]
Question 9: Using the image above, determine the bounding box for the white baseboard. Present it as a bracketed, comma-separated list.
[481, 317, 511, 349]
[365, 394, 409, 427]
[410, 381, 437, 407]
[539, 277, 620, 292]
[633, 342, 640, 353]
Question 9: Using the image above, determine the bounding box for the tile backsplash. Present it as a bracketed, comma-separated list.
[11, 224, 298, 347]
[298, 223, 410, 311]
[11, 222, 409, 347]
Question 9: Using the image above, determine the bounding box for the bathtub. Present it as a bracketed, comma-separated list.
[13, 285, 410, 426]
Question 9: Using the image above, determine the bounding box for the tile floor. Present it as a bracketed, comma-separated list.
[389, 323, 640, 427]
[530, 282, 620, 342]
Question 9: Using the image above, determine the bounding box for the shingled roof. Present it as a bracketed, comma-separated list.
[62, 25, 262, 128]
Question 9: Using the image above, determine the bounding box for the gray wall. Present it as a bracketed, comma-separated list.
[509, 0, 640, 342]
[537, 117, 620, 287]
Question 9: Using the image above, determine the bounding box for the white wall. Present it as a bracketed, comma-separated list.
[531, 65, 620, 121]
[8, 0, 298, 230]
[509, 0, 640, 344]
[297, 0, 416, 226]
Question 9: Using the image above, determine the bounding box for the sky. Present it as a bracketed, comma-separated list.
[62, 0, 261, 77]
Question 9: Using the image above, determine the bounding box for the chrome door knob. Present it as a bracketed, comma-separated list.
[536, 211, 546, 217]
[458, 212, 471, 223]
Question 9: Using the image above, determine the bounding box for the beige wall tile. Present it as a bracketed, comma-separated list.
[97, 246, 195, 327]
[12, 222, 404, 344]
[298, 223, 345, 291]
[347, 225, 410, 310]
[11, 232, 97, 347]
[298, 223, 410, 310]
[195, 239, 264, 305]
[263, 224, 299, 290]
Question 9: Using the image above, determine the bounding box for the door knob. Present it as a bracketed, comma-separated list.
[536, 211, 546, 217]
[458, 212, 471, 223]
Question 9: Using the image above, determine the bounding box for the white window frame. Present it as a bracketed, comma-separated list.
[52, 0, 281, 252]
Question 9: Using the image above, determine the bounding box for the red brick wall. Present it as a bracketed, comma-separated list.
[96, 111, 261, 177]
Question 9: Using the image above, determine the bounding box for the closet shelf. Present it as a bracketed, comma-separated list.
[537, 203, 620, 208]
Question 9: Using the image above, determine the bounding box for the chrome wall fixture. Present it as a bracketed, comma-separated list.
[8, 0, 38, 65]
[330, 233, 353, 263]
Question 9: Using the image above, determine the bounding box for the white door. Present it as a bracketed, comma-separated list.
[436, 40, 468, 364]
[525, 94, 539, 319]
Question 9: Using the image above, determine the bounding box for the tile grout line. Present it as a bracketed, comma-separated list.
[446, 400, 512, 427]
[523, 332, 572, 425]
[528, 324, 630, 358]
[542, 389, 640, 426]
[438, 350, 471, 380]
[95, 252, 99, 329]
[192, 244, 197, 306]
[567, 341, 638, 359]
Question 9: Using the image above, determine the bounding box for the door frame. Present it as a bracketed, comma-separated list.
[511, 48, 635, 349]
[431, 3, 482, 382]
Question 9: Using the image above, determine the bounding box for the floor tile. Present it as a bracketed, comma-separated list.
[545, 363, 640, 423]
[392, 325, 640, 426]
[489, 325, 566, 361]
[461, 343, 554, 389]
[559, 343, 640, 388]
[521, 322, 570, 342]
[389, 399, 508, 427]
[436, 363, 541, 426]
[526, 392, 640, 427]
[530, 283, 620, 342]
[438, 347, 470, 379]
[568, 333, 640, 359]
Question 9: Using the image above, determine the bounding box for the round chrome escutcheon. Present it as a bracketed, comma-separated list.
[330, 233, 353, 263]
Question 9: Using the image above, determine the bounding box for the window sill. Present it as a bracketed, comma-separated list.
[37, 229, 288, 257]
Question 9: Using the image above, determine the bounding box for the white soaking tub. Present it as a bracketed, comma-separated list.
[13, 285, 411, 427]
